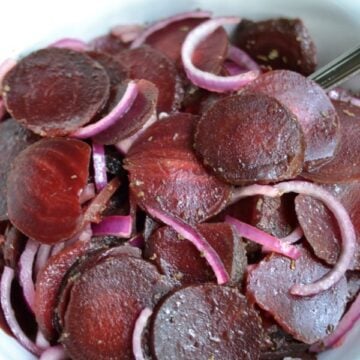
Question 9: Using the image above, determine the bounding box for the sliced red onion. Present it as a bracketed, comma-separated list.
[310, 293, 360, 352]
[230, 184, 279, 205]
[115, 112, 157, 154]
[274, 181, 356, 296]
[34, 244, 52, 278]
[71, 81, 138, 139]
[227, 45, 260, 71]
[111, 24, 144, 43]
[181, 17, 260, 92]
[36, 330, 50, 349]
[1, 266, 42, 355]
[132, 307, 153, 360]
[48, 38, 88, 52]
[92, 215, 133, 238]
[0, 58, 17, 87]
[39, 345, 67, 360]
[225, 216, 301, 259]
[78, 223, 93, 242]
[19, 239, 39, 312]
[84, 177, 121, 223]
[281, 226, 304, 244]
[128, 234, 144, 249]
[92, 143, 108, 192]
[51, 242, 65, 257]
[79, 183, 96, 204]
[328, 88, 360, 107]
[131, 10, 212, 48]
[146, 206, 229, 284]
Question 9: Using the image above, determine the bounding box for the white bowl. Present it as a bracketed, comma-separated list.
[0, 0, 359, 359]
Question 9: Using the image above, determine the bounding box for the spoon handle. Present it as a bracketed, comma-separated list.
[309, 44, 360, 90]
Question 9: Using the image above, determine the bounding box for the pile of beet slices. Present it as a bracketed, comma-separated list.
[0, 10, 359, 360]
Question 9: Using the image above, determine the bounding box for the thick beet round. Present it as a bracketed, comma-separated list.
[61, 255, 172, 360]
[145, 223, 247, 285]
[245, 70, 339, 168]
[124, 113, 232, 224]
[233, 18, 317, 75]
[151, 284, 265, 360]
[302, 100, 360, 182]
[0, 118, 39, 220]
[247, 246, 348, 344]
[2, 48, 110, 136]
[194, 93, 305, 185]
[7, 138, 91, 244]
[116, 46, 183, 113]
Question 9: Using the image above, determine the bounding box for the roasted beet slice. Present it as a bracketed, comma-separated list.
[144, 18, 228, 74]
[7, 138, 91, 244]
[61, 255, 172, 360]
[93, 79, 158, 144]
[245, 70, 339, 168]
[247, 247, 348, 344]
[233, 18, 317, 75]
[2, 48, 110, 136]
[194, 93, 305, 185]
[295, 182, 360, 269]
[151, 284, 265, 360]
[145, 223, 246, 285]
[89, 33, 128, 55]
[124, 113, 232, 224]
[252, 194, 297, 238]
[86, 51, 128, 87]
[116, 46, 183, 112]
[0, 119, 39, 220]
[302, 101, 360, 182]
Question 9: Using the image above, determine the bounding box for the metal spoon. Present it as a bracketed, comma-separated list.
[309, 43, 360, 90]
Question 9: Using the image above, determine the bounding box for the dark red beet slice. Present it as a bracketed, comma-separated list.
[295, 182, 360, 269]
[7, 138, 91, 244]
[144, 18, 228, 74]
[89, 33, 128, 55]
[93, 79, 158, 144]
[35, 240, 93, 340]
[2, 48, 110, 136]
[151, 284, 265, 360]
[61, 255, 172, 360]
[302, 101, 360, 182]
[86, 51, 128, 87]
[2, 224, 26, 268]
[233, 18, 317, 75]
[194, 93, 305, 185]
[0, 119, 40, 220]
[124, 113, 232, 224]
[247, 246, 348, 344]
[116, 46, 183, 112]
[145, 223, 246, 285]
[245, 70, 339, 168]
[252, 194, 297, 238]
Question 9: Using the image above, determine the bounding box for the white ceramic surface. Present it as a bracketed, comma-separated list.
[0, 0, 359, 359]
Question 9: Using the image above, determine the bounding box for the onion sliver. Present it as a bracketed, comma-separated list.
[132, 307, 153, 360]
[92, 143, 107, 192]
[71, 81, 138, 139]
[225, 216, 300, 259]
[92, 215, 133, 238]
[111, 25, 144, 43]
[275, 181, 356, 296]
[131, 10, 212, 48]
[181, 17, 260, 92]
[49, 38, 88, 52]
[1, 266, 42, 355]
[146, 206, 230, 285]
[310, 293, 360, 352]
[227, 45, 260, 71]
[34, 244, 52, 279]
[19, 239, 39, 311]
[39, 345, 67, 360]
